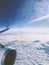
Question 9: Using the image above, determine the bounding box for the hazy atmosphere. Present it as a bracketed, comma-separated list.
[0, 0, 49, 65]
[0, 0, 49, 28]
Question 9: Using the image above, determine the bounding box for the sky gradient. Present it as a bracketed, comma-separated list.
[0, 0, 26, 27]
[0, 0, 49, 28]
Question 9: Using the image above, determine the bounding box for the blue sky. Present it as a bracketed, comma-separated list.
[0, 0, 49, 28]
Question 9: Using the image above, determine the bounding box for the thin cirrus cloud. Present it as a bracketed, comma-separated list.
[28, 14, 49, 24]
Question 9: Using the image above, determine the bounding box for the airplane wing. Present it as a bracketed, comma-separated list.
[0, 27, 10, 33]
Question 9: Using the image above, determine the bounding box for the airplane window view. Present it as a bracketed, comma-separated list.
[0, 0, 49, 65]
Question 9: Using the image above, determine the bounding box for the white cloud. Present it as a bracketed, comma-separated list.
[27, 0, 49, 24]
[28, 14, 49, 24]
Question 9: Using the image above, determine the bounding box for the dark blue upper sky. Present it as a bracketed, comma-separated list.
[0, 0, 49, 28]
[0, 0, 26, 27]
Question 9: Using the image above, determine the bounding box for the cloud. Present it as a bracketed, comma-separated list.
[26, 0, 49, 25]
[28, 14, 49, 24]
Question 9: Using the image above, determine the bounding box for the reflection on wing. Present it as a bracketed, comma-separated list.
[0, 27, 10, 33]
